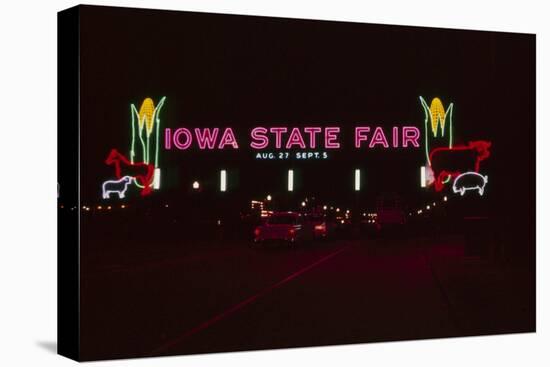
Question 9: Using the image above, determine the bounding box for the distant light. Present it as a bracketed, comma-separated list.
[107, 206, 112, 210]
[301, 201, 306, 207]
[426, 205, 430, 210]
[217, 219, 221, 226]
[288, 170, 294, 192]
[267, 195, 272, 201]
[314, 223, 326, 231]
[340, 220, 345, 224]
[420, 166, 426, 188]
[355, 169, 361, 191]
[363, 213, 366, 216]
[192, 181, 200, 190]
[336, 208, 340, 212]
[433, 202, 436, 206]
[323, 205, 327, 210]
[220, 170, 227, 192]
[97, 206, 102, 210]
[121, 204, 126, 209]
[443, 196, 448, 202]
[165, 204, 169, 208]
[346, 209, 350, 214]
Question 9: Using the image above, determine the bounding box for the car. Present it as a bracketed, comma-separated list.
[306, 214, 335, 239]
[253, 212, 313, 244]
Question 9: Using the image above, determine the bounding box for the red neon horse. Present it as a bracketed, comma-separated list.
[105, 149, 155, 196]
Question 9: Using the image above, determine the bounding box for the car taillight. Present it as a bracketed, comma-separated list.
[288, 228, 296, 236]
[254, 228, 261, 237]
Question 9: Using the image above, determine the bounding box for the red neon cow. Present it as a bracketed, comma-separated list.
[105, 149, 155, 196]
[429, 140, 491, 192]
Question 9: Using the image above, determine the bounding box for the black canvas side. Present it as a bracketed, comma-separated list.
[57, 5, 80, 361]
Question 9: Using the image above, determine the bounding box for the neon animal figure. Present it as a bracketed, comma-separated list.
[105, 149, 155, 196]
[102, 176, 134, 199]
[429, 140, 491, 192]
[452, 172, 488, 196]
[433, 169, 461, 192]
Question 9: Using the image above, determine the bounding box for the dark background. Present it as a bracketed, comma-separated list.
[65, 6, 537, 361]
[74, 6, 535, 249]
[78, 5, 534, 246]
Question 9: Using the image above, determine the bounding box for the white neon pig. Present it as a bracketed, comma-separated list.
[452, 172, 488, 196]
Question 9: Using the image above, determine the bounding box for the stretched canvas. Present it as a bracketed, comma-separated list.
[58, 5, 536, 361]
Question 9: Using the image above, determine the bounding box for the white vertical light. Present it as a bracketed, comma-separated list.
[220, 169, 227, 192]
[153, 168, 161, 190]
[420, 166, 426, 188]
[354, 169, 361, 191]
[288, 170, 294, 192]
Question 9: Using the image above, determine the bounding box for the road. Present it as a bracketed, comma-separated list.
[80, 236, 534, 361]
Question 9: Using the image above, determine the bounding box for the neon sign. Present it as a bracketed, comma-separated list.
[98, 95, 491, 197]
[131, 97, 166, 191]
[255, 151, 329, 160]
[102, 176, 134, 199]
[164, 126, 421, 151]
[105, 149, 155, 196]
[101, 97, 166, 199]
[419, 96, 491, 193]
[429, 141, 491, 191]
[429, 141, 491, 173]
[250, 127, 335, 149]
[420, 96, 454, 165]
[130, 97, 166, 166]
[452, 172, 488, 196]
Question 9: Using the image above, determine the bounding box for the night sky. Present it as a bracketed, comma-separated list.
[78, 5, 535, 213]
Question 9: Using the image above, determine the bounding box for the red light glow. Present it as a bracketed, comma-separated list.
[105, 149, 155, 196]
[428, 140, 491, 191]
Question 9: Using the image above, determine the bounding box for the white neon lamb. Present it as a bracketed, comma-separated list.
[102, 176, 134, 199]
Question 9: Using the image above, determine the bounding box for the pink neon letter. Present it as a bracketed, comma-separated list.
[194, 128, 219, 149]
[218, 128, 239, 149]
[392, 127, 399, 148]
[355, 127, 371, 148]
[325, 127, 341, 149]
[402, 126, 420, 148]
[173, 128, 192, 150]
[369, 127, 389, 148]
[164, 128, 172, 150]
[250, 127, 269, 149]
[304, 127, 322, 149]
[286, 128, 307, 149]
[270, 127, 288, 149]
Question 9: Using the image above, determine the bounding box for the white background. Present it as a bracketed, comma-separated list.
[0, 0, 547, 365]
